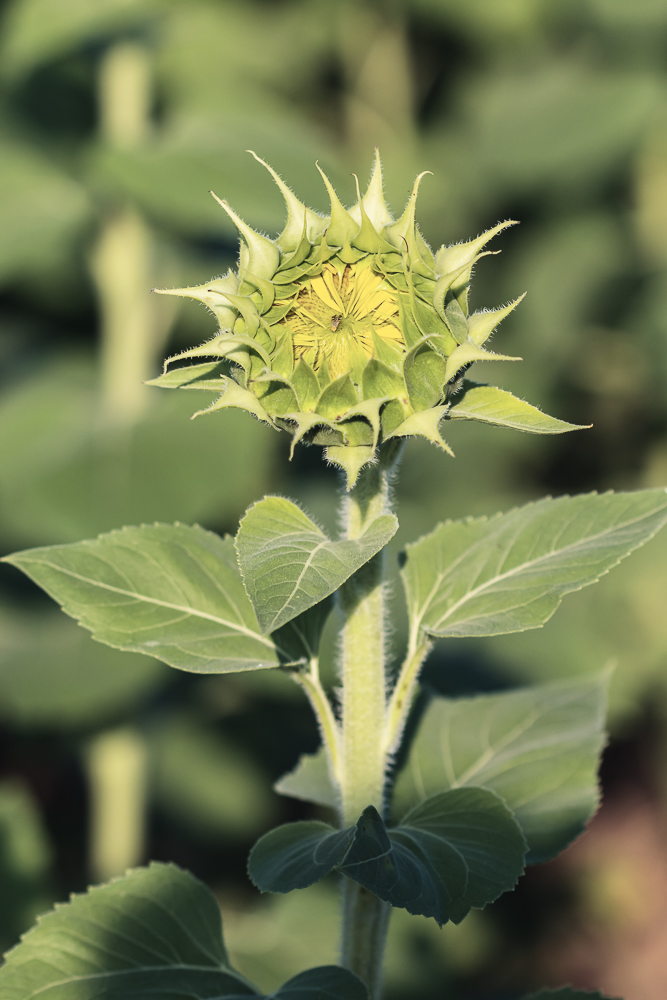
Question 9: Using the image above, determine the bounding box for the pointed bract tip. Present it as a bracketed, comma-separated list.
[316, 161, 359, 247]
[210, 191, 280, 279]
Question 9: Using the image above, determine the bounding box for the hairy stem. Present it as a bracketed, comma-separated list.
[338, 455, 397, 998]
[340, 880, 391, 1000]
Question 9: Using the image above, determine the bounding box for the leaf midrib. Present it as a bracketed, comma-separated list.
[15, 558, 275, 650]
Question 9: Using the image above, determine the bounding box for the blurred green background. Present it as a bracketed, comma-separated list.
[1, 1, 667, 997]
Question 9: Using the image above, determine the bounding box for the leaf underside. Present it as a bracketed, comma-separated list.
[393, 675, 609, 863]
[401, 489, 667, 639]
[236, 495, 398, 634]
[3, 526, 282, 674]
[0, 863, 369, 1000]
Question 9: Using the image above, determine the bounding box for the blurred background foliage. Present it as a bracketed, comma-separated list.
[1, 0, 667, 997]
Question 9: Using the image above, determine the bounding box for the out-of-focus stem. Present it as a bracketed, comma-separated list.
[338, 3, 416, 158]
[87, 727, 147, 882]
[92, 42, 176, 425]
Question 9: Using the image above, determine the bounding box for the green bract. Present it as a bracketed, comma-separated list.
[150, 151, 533, 486]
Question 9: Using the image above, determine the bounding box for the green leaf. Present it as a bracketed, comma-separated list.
[401, 490, 667, 639]
[445, 383, 586, 434]
[523, 991, 612, 1000]
[270, 967, 368, 1000]
[249, 790, 526, 925]
[3, 526, 282, 674]
[393, 675, 608, 863]
[0, 862, 256, 998]
[236, 496, 398, 634]
[248, 820, 354, 892]
[274, 747, 338, 808]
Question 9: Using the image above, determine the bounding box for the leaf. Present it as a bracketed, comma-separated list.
[3, 525, 283, 674]
[270, 967, 368, 1000]
[248, 820, 354, 892]
[236, 496, 398, 634]
[0, 862, 256, 999]
[249, 789, 526, 925]
[274, 747, 338, 808]
[446, 383, 586, 434]
[401, 490, 667, 640]
[393, 675, 608, 863]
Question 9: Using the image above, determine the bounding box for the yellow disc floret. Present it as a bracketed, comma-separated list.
[285, 261, 403, 380]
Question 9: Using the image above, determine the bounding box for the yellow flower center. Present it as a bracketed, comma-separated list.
[283, 261, 403, 380]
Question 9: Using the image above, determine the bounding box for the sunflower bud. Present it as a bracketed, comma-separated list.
[150, 151, 525, 487]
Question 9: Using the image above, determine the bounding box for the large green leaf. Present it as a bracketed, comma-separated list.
[3, 526, 282, 674]
[236, 496, 398, 634]
[0, 860, 367, 998]
[393, 676, 608, 863]
[0, 862, 256, 998]
[249, 789, 526, 925]
[401, 490, 667, 639]
[445, 383, 584, 434]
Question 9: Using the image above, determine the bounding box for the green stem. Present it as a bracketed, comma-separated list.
[340, 880, 391, 1000]
[338, 456, 396, 998]
[339, 462, 391, 825]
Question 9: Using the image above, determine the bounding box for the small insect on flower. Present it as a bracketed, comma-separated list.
[330, 315, 342, 332]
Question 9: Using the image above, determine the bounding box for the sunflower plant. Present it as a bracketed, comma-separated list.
[2, 154, 666, 1000]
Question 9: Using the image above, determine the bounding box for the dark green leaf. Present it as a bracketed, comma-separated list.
[236, 496, 397, 634]
[250, 790, 525, 925]
[248, 821, 354, 892]
[3, 526, 282, 674]
[0, 862, 256, 998]
[270, 967, 368, 1000]
[393, 676, 608, 863]
[401, 490, 667, 639]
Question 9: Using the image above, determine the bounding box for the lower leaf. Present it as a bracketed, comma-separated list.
[0, 863, 256, 998]
[248, 788, 526, 925]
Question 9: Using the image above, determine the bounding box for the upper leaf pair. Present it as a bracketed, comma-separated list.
[6, 490, 666, 675]
[2, 496, 396, 671]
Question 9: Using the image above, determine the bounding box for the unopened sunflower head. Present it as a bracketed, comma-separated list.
[150, 151, 527, 487]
